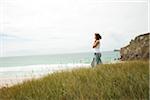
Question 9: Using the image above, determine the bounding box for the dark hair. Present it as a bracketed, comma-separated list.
[95, 33, 102, 40]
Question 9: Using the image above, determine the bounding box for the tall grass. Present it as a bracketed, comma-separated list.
[0, 61, 149, 100]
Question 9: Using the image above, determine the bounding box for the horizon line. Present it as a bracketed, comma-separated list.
[0, 50, 119, 58]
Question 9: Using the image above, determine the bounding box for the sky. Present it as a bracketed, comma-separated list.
[0, 0, 149, 57]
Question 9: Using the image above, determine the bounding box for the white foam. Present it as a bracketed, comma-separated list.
[0, 63, 90, 78]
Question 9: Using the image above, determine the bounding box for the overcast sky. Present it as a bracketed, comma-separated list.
[0, 0, 149, 57]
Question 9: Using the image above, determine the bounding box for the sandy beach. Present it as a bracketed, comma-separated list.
[0, 61, 122, 88]
[0, 64, 91, 88]
[0, 77, 38, 88]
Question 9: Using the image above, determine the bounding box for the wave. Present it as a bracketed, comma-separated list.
[0, 63, 90, 78]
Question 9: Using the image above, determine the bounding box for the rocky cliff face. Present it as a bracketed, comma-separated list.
[120, 33, 150, 61]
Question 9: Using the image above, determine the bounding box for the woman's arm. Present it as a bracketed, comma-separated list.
[92, 40, 99, 48]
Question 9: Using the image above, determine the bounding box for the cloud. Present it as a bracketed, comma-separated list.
[0, 0, 148, 56]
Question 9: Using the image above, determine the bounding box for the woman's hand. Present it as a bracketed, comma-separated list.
[93, 40, 99, 48]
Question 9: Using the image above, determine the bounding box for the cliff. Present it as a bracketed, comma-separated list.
[120, 33, 150, 61]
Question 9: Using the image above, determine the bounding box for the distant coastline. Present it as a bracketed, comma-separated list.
[114, 49, 120, 52]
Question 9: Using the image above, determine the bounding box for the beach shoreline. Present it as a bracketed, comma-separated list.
[0, 77, 35, 88]
[0, 61, 122, 88]
[0, 64, 91, 88]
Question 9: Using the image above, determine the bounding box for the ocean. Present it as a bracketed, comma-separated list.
[0, 51, 120, 78]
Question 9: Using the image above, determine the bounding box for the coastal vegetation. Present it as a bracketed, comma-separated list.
[0, 61, 149, 100]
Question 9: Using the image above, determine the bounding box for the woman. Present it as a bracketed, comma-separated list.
[91, 33, 102, 67]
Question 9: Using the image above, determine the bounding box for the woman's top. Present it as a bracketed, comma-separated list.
[93, 40, 100, 53]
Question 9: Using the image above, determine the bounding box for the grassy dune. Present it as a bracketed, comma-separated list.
[0, 61, 149, 100]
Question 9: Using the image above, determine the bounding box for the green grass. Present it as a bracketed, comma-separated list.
[0, 61, 149, 100]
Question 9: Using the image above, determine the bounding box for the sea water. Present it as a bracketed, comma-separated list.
[0, 51, 120, 78]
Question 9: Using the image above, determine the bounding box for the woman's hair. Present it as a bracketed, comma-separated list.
[95, 33, 102, 40]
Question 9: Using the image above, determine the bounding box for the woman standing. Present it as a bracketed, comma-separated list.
[91, 33, 102, 67]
